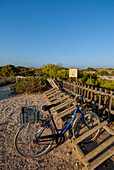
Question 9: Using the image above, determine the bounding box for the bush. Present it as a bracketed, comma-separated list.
[0, 77, 16, 87]
[97, 70, 109, 76]
[110, 70, 114, 76]
[85, 67, 96, 71]
[10, 76, 48, 93]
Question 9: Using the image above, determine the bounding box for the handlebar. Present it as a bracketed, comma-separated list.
[70, 93, 85, 104]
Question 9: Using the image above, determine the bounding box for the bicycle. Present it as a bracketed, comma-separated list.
[14, 94, 100, 158]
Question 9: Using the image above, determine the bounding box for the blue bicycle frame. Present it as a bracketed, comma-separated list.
[34, 104, 86, 144]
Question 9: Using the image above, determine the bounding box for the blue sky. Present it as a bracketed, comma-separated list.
[0, 0, 114, 68]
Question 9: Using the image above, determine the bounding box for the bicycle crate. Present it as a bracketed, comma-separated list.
[20, 105, 40, 124]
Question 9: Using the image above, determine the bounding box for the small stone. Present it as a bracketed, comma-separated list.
[75, 162, 79, 167]
[66, 152, 70, 157]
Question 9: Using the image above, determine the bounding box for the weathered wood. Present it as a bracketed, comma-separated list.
[98, 88, 102, 110]
[103, 89, 107, 115]
[56, 79, 114, 115]
[87, 146, 114, 170]
[91, 86, 93, 101]
[63, 87, 73, 93]
[47, 78, 59, 89]
[57, 105, 76, 118]
[109, 91, 113, 112]
[84, 85, 86, 98]
[73, 82, 76, 93]
[46, 88, 60, 96]
[44, 87, 56, 95]
[73, 144, 89, 167]
[54, 99, 74, 111]
[87, 86, 89, 101]
[49, 93, 65, 102]
[73, 121, 108, 145]
[79, 84, 81, 95]
[47, 90, 62, 98]
[51, 95, 69, 104]
[103, 125, 114, 135]
[82, 136, 114, 164]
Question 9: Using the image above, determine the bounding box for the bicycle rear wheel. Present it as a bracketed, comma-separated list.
[15, 122, 54, 158]
[72, 111, 100, 143]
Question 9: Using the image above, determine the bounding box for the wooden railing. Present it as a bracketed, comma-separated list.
[56, 78, 114, 115]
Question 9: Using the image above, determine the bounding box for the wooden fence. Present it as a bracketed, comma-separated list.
[56, 78, 114, 115]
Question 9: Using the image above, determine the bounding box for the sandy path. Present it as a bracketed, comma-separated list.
[0, 85, 113, 170]
[0, 85, 81, 170]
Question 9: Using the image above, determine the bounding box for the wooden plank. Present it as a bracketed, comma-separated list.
[91, 86, 93, 101]
[47, 90, 61, 98]
[82, 136, 114, 164]
[103, 89, 107, 115]
[47, 78, 59, 88]
[103, 125, 114, 135]
[84, 85, 86, 98]
[49, 93, 65, 102]
[109, 91, 113, 112]
[46, 88, 60, 96]
[98, 88, 102, 110]
[63, 87, 73, 93]
[44, 87, 56, 94]
[111, 110, 114, 115]
[51, 95, 69, 104]
[57, 105, 76, 118]
[73, 144, 89, 167]
[73, 121, 108, 145]
[79, 84, 81, 95]
[87, 86, 89, 101]
[45, 88, 58, 95]
[54, 99, 74, 111]
[87, 146, 114, 170]
[73, 82, 76, 93]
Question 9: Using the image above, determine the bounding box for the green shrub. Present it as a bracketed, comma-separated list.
[10, 76, 47, 93]
[97, 70, 109, 76]
[85, 67, 96, 71]
[110, 70, 114, 76]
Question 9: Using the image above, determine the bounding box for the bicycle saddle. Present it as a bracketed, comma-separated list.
[42, 104, 57, 111]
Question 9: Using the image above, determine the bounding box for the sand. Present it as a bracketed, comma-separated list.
[0, 85, 81, 170]
[0, 85, 113, 170]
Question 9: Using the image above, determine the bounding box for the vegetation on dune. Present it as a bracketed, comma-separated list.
[0, 65, 35, 77]
[0, 64, 114, 92]
[96, 70, 109, 76]
[42, 64, 69, 79]
[10, 77, 48, 93]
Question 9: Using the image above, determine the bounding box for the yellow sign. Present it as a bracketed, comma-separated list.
[69, 68, 78, 77]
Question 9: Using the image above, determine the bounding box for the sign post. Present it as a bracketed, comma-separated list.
[69, 68, 78, 84]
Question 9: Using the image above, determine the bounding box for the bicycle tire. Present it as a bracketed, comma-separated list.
[72, 111, 100, 143]
[15, 121, 54, 158]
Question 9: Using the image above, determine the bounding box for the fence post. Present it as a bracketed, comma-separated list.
[79, 84, 81, 95]
[73, 82, 76, 93]
[81, 84, 83, 95]
[109, 91, 113, 113]
[87, 85, 89, 101]
[91, 86, 93, 101]
[84, 85, 86, 98]
[98, 88, 102, 115]
[103, 89, 107, 115]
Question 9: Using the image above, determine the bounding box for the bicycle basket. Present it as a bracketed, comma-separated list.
[20, 105, 40, 124]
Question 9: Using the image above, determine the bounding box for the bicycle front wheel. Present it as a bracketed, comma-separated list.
[72, 111, 100, 143]
[15, 122, 54, 158]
